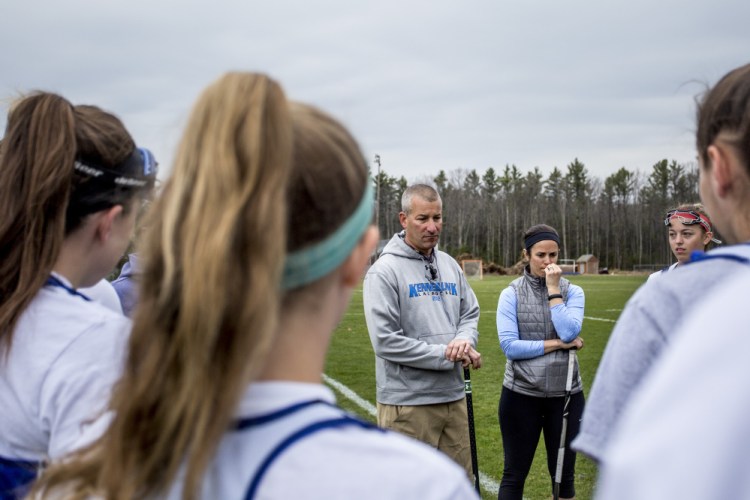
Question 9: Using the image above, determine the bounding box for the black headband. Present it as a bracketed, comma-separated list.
[73, 147, 157, 189]
[524, 231, 560, 252]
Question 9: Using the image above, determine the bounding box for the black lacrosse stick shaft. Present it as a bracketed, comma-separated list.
[464, 367, 480, 495]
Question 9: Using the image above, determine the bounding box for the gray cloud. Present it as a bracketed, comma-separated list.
[1, 0, 748, 184]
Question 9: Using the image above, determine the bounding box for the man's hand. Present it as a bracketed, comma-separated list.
[446, 340, 482, 369]
[461, 346, 482, 369]
[445, 339, 472, 362]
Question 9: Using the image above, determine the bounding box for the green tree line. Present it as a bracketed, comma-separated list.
[372, 158, 701, 270]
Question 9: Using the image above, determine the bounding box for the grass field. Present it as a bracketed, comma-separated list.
[324, 273, 647, 500]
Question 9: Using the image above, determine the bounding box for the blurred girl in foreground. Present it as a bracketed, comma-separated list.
[595, 61, 750, 499]
[31, 73, 476, 499]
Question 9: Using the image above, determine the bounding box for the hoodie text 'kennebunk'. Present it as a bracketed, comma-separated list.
[408, 281, 458, 298]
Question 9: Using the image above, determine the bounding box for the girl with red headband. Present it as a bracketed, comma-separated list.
[647, 202, 720, 281]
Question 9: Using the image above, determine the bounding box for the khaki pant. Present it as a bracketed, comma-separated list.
[377, 399, 474, 482]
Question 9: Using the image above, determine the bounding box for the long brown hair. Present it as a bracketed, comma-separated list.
[31, 72, 370, 499]
[0, 93, 140, 352]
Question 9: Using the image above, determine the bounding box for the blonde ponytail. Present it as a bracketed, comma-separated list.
[31, 73, 372, 500]
[31, 73, 292, 499]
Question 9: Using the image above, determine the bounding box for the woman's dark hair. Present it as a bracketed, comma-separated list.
[523, 224, 560, 253]
[0, 93, 148, 350]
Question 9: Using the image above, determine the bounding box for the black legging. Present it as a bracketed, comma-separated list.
[498, 387, 585, 500]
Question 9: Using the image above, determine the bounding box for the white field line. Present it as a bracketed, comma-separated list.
[584, 316, 616, 323]
[321, 373, 377, 416]
[478, 472, 500, 497]
[322, 373, 501, 496]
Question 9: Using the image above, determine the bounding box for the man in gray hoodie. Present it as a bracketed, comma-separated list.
[363, 184, 481, 480]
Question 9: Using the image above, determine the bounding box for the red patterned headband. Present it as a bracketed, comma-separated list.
[664, 209, 722, 244]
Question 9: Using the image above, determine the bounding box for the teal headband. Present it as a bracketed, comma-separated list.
[282, 181, 374, 290]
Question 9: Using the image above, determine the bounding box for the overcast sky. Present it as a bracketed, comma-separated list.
[2, 0, 748, 184]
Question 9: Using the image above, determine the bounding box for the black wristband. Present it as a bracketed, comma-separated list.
[548, 293, 563, 301]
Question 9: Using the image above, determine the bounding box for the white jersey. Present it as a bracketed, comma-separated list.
[646, 262, 678, 281]
[167, 381, 478, 500]
[79, 279, 123, 314]
[0, 275, 130, 463]
[596, 267, 750, 499]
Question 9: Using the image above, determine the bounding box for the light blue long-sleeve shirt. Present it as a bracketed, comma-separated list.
[496, 283, 584, 360]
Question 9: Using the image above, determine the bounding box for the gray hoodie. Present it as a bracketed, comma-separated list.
[363, 231, 480, 405]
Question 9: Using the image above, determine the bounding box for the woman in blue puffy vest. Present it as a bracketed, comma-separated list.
[496, 224, 585, 500]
